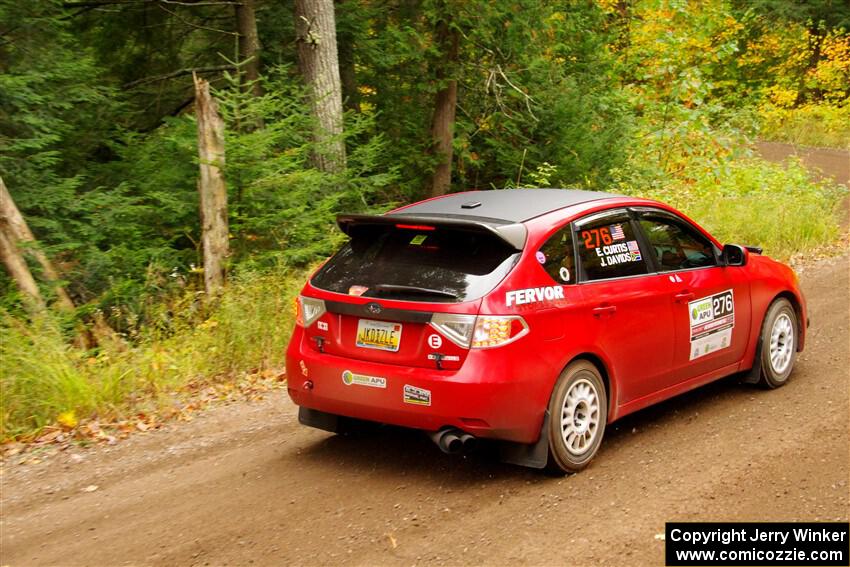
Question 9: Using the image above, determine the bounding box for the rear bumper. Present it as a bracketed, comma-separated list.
[285, 327, 547, 443]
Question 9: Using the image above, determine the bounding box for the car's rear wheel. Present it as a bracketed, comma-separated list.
[547, 360, 607, 474]
[758, 298, 798, 389]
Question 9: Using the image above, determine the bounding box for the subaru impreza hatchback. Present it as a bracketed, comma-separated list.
[286, 189, 807, 473]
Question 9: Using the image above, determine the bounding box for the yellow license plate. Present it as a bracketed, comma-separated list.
[355, 319, 402, 352]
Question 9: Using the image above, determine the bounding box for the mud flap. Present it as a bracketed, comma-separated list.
[740, 333, 764, 385]
[498, 410, 550, 469]
[298, 407, 340, 432]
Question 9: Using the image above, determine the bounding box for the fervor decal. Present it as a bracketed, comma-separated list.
[506, 286, 565, 307]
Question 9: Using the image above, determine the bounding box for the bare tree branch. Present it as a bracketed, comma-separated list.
[496, 64, 538, 121]
[156, 2, 239, 35]
[122, 64, 236, 89]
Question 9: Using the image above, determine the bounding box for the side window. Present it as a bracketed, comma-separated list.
[537, 225, 575, 284]
[638, 212, 717, 271]
[575, 213, 648, 281]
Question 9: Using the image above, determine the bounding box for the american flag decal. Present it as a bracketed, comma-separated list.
[627, 240, 642, 261]
[610, 224, 625, 240]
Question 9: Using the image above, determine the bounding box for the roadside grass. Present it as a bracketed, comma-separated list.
[0, 271, 304, 441]
[621, 156, 847, 260]
[757, 102, 850, 149]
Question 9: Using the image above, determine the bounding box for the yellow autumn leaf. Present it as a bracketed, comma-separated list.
[57, 410, 78, 429]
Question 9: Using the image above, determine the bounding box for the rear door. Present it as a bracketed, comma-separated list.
[633, 208, 752, 381]
[572, 209, 677, 404]
[308, 222, 520, 370]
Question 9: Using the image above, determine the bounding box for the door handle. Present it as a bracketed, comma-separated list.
[592, 305, 617, 317]
[674, 290, 695, 303]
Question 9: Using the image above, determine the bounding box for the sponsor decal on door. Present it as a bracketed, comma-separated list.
[688, 289, 735, 360]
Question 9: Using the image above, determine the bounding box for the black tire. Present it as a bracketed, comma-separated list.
[546, 360, 608, 474]
[757, 298, 798, 389]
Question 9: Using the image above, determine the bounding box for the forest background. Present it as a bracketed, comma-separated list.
[1, 0, 847, 440]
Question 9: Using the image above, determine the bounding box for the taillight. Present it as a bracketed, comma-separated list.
[294, 297, 303, 326]
[296, 296, 326, 328]
[471, 316, 528, 348]
[429, 313, 528, 349]
[429, 313, 476, 348]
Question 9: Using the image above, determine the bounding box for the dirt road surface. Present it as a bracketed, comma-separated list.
[756, 141, 849, 186]
[1, 254, 847, 566]
[2, 145, 848, 566]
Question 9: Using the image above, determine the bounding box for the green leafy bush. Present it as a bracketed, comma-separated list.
[682, 158, 846, 258]
[618, 155, 847, 260]
[758, 102, 850, 149]
[0, 270, 304, 440]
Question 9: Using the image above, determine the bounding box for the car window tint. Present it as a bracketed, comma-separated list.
[310, 224, 520, 302]
[638, 213, 717, 271]
[575, 214, 648, 281]
[537, 225, 575, 284]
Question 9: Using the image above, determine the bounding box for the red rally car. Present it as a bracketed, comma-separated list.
[286, 189, 807, 473]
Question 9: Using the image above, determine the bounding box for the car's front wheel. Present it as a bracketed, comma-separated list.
[758, 297, 798, 389]
[547, 360, 608, 474]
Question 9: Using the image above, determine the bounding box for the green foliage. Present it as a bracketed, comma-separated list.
[617, 153, 846, 260]
[0, 270, 303, 439]
[343, 0, 632, 195]
[758, 102, 850, 148]
[681, 158, 846, 258]
[0, 0, 119, 258]
[218, 69, 398, 267]
[0, 317, 95, 437]
[453, 2, 633, 190]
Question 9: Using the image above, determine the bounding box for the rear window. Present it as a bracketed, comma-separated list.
[311, 224, 519, 302]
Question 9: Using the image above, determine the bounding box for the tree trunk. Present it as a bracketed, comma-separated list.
[0, 225, 46, 313]
[428, 17, 459, 198]
[0, 176, 74, 311]
[1, 178, 118, 348]
[335, 0, 360, 113]
[295, 0, 347, 173]
[234, 0, 262, 97]
[795, 26, 825, 106]
[193, 73, 230, 298]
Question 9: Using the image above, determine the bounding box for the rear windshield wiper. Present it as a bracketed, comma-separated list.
[370, 284, 458, 300]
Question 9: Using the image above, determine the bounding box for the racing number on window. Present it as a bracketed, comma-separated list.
[581, 227, 613, 249]
[575, 214, 648, 281]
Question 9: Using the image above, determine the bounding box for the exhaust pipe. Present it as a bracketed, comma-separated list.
[428, 429, 463, 454]
[428, 429, 478, 454]
[458, 433, 477, 453]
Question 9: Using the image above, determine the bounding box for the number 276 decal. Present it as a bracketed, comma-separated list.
[688, 289, 735, 360]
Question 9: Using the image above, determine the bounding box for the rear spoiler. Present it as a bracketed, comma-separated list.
[337, 213, 527, 250]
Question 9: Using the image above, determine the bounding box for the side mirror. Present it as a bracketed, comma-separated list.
[722, 244, 747, 267]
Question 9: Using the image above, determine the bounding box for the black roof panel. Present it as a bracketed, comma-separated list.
[388, 189, 621, 223]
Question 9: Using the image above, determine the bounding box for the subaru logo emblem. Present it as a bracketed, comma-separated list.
[365, 302, 382, 315]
